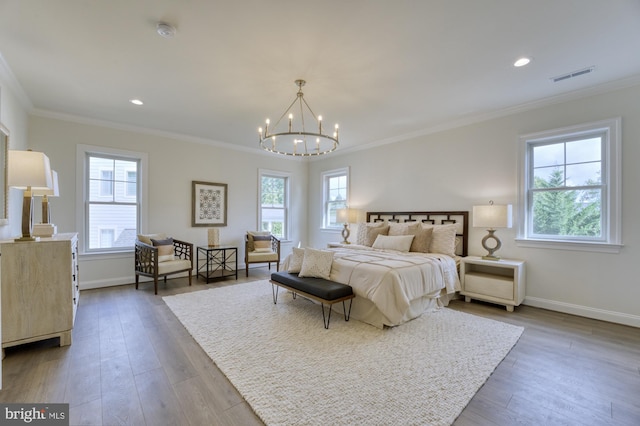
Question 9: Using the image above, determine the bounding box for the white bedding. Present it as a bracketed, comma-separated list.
[282, 245, 461, 328]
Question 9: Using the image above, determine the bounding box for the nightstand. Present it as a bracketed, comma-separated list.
[327, 242, 349, 248]
[459, 256, 525, 312]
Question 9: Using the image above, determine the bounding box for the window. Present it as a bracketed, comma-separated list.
[322, 167, 349, 228]
[77, 145, 148, 253]
[517, 118, 621, 252]
[126, 170, 137, 197]
[100, 170, 113, 196]
[259, 170, 290, 239]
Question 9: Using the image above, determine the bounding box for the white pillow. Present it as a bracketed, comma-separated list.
[298, 248, 334, 279]
[372, 234, 415, 252]
[423, 224, 458, 257]
[388, 222, 420, 236]
[287, 247, 305, 273]
[355, 222, 385, 245]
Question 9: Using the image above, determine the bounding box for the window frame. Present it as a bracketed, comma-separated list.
[258, 169, 290, 240]
[516, 118, 622, 253]
[76, 144, 148, 255]
[321, 167, 350, 230]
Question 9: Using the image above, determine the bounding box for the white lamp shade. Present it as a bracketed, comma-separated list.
[32, 170, 60, 197]
[473, 204, 513, 229]
[8, 150, 53, 190]
[337, 208, 360, 224]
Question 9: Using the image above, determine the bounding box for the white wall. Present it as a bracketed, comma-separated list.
[309, 83, 640, 327]
[27, 116, 308, 289]
[0, 78, 30, 241]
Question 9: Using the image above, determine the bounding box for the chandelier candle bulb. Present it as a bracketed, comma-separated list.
[288, 114, 293, 132]
[318, 115, 323, 134]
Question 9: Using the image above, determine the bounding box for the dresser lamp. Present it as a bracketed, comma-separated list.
[336, 208, 360, 244]
[472, 201, 513, 261]
[32, 169, 59, 238]
[8, 150, 53, 242]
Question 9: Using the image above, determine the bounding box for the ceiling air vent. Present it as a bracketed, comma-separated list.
[551, 66, 595, 83]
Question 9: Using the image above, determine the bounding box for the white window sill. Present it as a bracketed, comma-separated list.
[515, 238, 623, 254]
[320, 228, 343, 233]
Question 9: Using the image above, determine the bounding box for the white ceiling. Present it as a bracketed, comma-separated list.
[1, 0, 640, 154]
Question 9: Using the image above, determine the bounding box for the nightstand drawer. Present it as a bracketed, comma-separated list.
[464, 272, 513, 300]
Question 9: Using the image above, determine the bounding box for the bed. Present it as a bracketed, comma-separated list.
[284, 211, 469, 328]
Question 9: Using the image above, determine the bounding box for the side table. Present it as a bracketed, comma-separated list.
[459, 256, 525, 312]
[197, 245, 238, 283]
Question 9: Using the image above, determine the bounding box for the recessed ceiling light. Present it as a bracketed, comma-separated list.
[130, 99, 144, 106]
[514, 57, 532, 67]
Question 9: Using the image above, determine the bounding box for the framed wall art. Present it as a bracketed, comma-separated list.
[192, 181, 227, 227]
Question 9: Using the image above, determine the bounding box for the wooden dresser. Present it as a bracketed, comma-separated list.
[1, 232, 79, 349]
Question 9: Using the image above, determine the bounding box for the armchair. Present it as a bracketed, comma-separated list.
[135, 233, 193, 294]
[245, 231, 281, 277]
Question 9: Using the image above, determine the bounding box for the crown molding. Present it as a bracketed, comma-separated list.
[0, 52, 33, 110]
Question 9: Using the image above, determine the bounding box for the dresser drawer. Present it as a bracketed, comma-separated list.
[464, 272, 514, 300]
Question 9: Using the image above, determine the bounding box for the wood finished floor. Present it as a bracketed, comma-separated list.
[1, 267, 639, 425]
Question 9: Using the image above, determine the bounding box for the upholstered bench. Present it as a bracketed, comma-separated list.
[270, 271, 355, 329]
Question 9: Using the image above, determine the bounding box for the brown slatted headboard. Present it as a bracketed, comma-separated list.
[366, 211, 469, 257]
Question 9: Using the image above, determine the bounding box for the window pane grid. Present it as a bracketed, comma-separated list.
[525, 130, 607, 241]
[322, 168, 349, 228]
[86, 153, 140, 251]
[260, 174, 288, 239]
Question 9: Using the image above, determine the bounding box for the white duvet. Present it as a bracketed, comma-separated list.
[283, 245, 461, 327]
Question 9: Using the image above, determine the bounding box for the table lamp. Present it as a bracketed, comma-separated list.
[472, 201, 512, 260]
[32, 169, 60, 237]
[336, 208, 360, 244]
[8, 150, 53, 241]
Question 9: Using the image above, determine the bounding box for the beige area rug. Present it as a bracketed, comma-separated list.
[163, 281, 523, 426]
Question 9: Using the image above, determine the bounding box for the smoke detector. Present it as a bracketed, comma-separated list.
[156, 22, 176, 38]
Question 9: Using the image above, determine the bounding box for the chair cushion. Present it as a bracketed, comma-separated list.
[151, 237, 175, 262]
[247, 251, 279, 262]
[137, 233, 167, 245]
[157, 259, 191, 275]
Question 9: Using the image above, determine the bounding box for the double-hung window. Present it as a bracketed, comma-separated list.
[322, 167, 349, 229]
[259, 169, 289, 239]
[77, 145, 147, 253]
[517, 118, 621, 252]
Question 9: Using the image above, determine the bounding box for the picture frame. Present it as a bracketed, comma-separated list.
[192, 181, 227, 227]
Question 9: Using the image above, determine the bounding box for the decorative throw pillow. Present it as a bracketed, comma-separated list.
[137, 233, 167, 246]
[355, 222, 385, 245]
[372, 234, 415, 252]
[253, 235, 272, 252]
[298, 248, 334, 279]
[151, 237, 175, 262]
[388, 222, 420, 236]
[409, 226, 434, 253]
[287, 247, 305, 273]
[363, 225, 390, 247]
[424, 224, 458, 257]
[247, 231, 271, 251]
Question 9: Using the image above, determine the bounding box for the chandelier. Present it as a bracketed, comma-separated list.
[258, 80, 339, 156]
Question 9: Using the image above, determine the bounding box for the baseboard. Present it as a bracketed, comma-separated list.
[79, 271, 192, 290]
[524, 296, 640, 328]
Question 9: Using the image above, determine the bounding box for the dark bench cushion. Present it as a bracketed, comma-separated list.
[271, 272, 353, 301]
